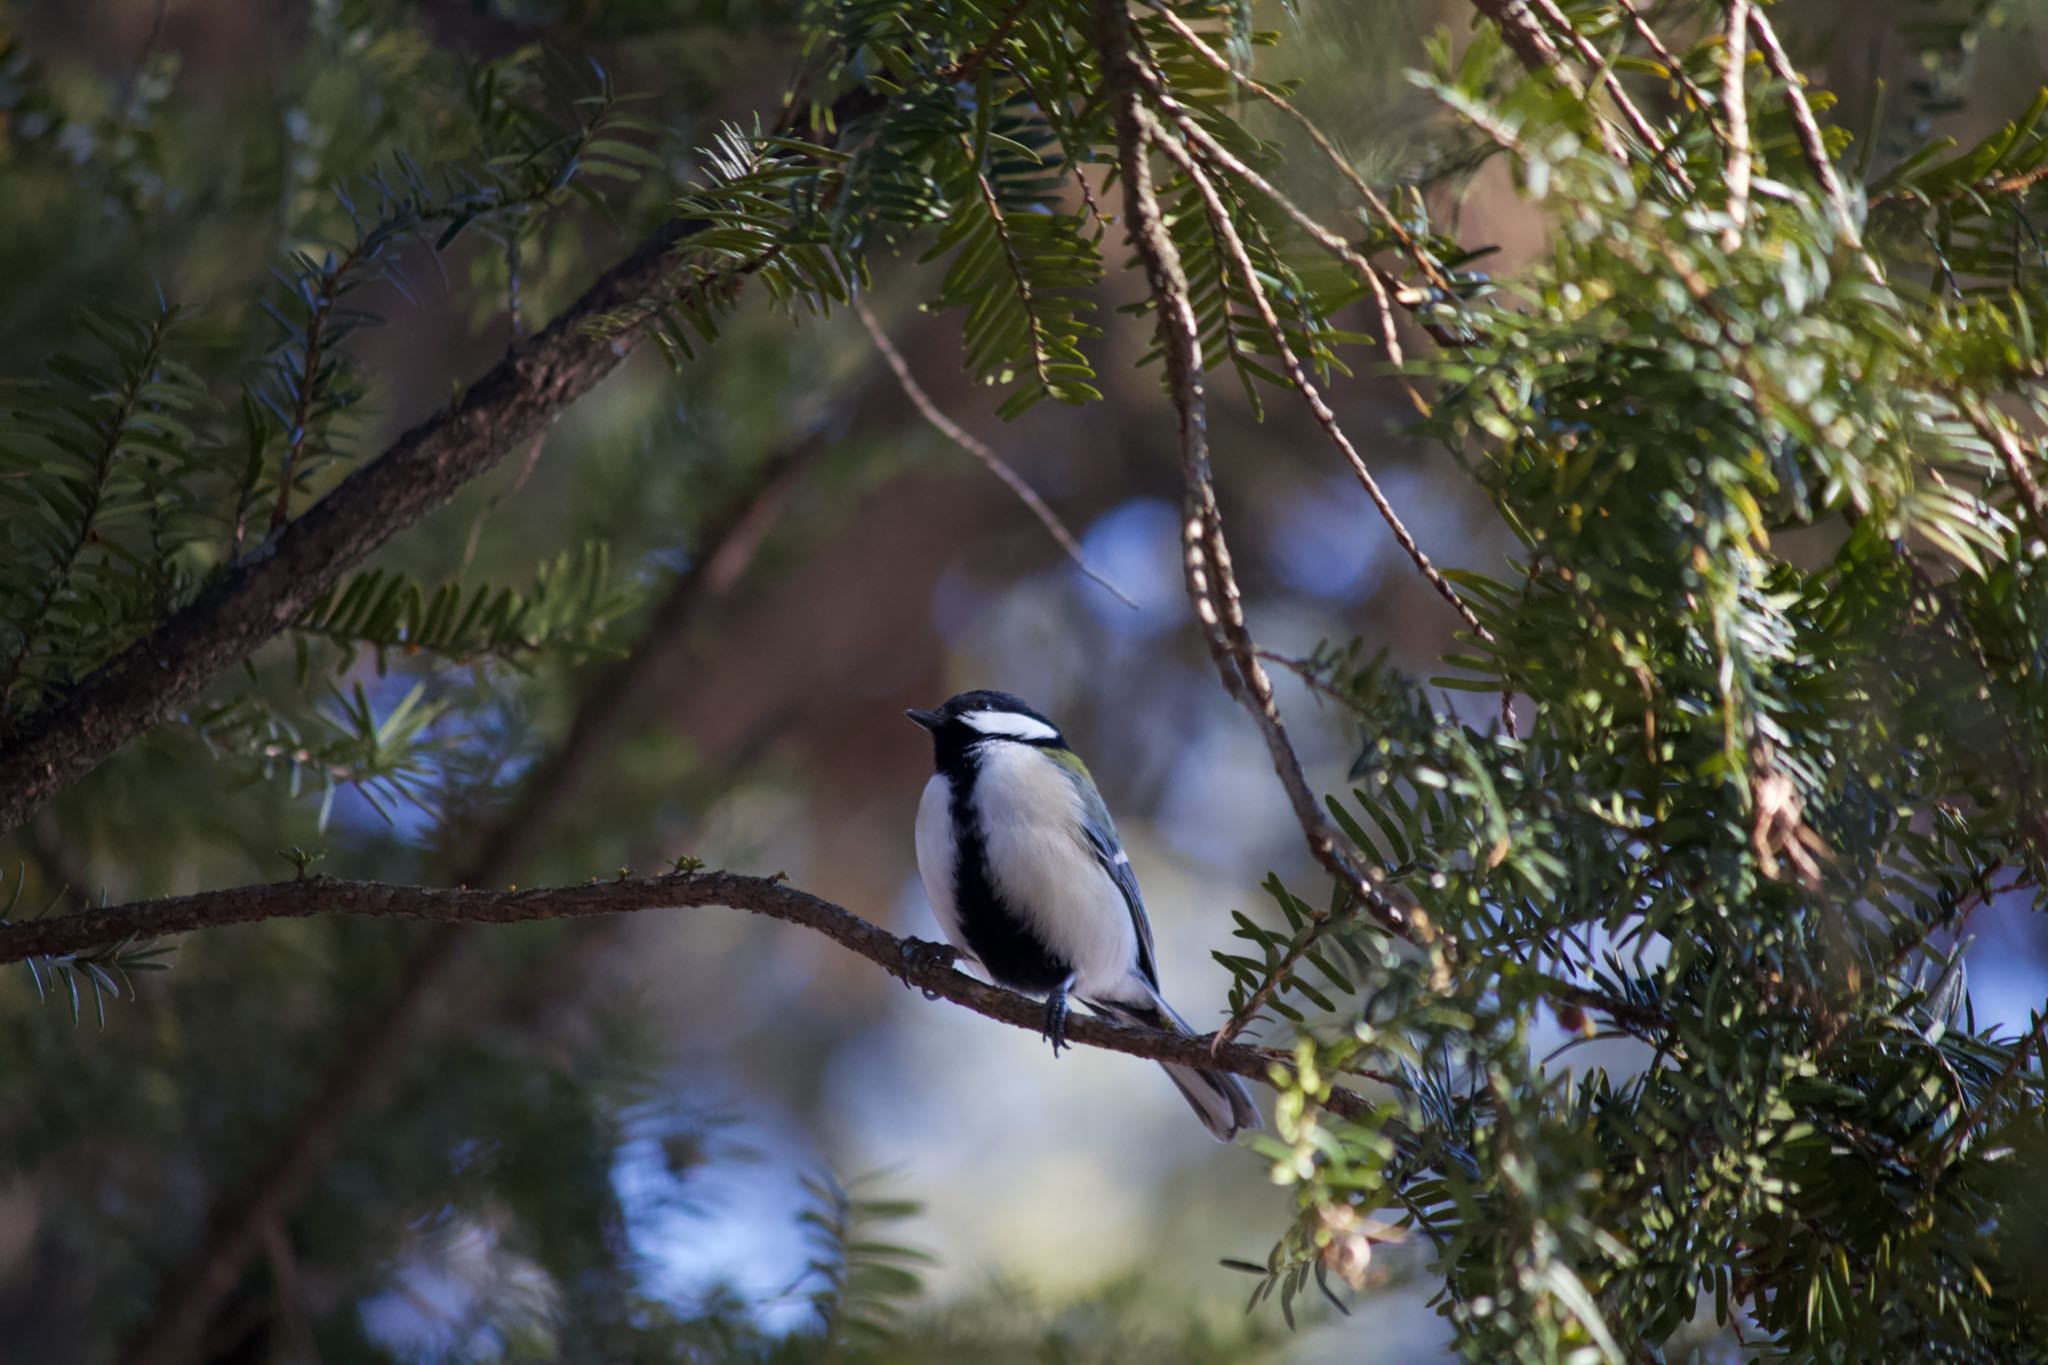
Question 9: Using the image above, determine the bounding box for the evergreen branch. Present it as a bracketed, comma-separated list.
[1136, 9, 1456, 403]
[1612, 0, 1718, 129]
[268, 238, 369, 534]
[1957, 391, 2048, 546]
[1467, 0, 1573, 82]
[1745, 3, 1872, 270]
[1527, 0, 1690, 188]
[1122, 55, 1481, 637]
[1144, 4, 1452, 296]
[0, 307, 179, 730]
[1095, 0, 1420, 971]
[289, 542, 630, 671]
[1467, 0, 1629, 164]
[0, 870, 1374, 1119]
[968, 142, 1057, 391]
[1934, 1008, 2047, 1171]
[1149, 127, 1490, 647]
[111, 416, 855, 1365]
[1223, 901, 1335, 1044]
[1122, 45, 1464, 380]
[935, 0, 1037, 84]
[796, 1172, 931, 1348]
[851, 295, 1135, 607]
[0, 89, 885, 839]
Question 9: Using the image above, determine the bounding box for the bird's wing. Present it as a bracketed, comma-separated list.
[1046, 748, 1160, 989]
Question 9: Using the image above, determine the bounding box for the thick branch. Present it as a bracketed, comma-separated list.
[0, 871, 1372, 1118]
[0, 90, 882, 839]
[0, 226, 683, 836]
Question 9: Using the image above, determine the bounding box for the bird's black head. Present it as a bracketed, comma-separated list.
[906, 690, 1065, 766]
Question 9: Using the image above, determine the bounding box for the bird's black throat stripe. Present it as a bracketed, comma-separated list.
[945, 756, 1071, 995]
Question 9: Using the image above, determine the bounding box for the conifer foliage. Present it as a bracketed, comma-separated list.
[2, 2, 2046, 1361]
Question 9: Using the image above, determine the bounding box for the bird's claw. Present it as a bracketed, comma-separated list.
[1041, 982, 1073, 1057]
[898, 937, 959, 999]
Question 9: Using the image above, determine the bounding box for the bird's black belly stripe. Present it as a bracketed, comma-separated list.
[949, 767, 1070, 995]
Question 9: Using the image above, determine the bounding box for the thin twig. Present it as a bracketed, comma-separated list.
[1468, 0, 1578, 90]
[937, 0, 1037, 84]
[1936, 1009, 2047, 1172]
[1744, 4, 1875, 278]
[1613, 0, 1719, 125]
[1467, 0, 1628, 164]
[270, 240, 370, 534]
[1123, 47, 1475, 620]
[1957, 394, 2048, 548]
[1720, 0, 1754, 253]
[1528, 0, 1693, 188]
[0, 869, 1376, 1120]
[1144, 5, 1452, 295]
[964, 141, 1058, 394]
[1136, 8, 1438, 411]
[1148, 130, 1490, 646]
[1151, 90, 1402, 327]
[1095, 0, 1424, 995]
[852, 296, 1137, 608]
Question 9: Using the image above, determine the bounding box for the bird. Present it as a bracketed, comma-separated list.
[905, 689, 1262, 1141]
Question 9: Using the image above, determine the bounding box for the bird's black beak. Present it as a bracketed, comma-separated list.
[905, 707, 944, 731]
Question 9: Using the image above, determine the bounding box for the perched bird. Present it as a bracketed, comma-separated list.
[906, 689, 1261, 1141]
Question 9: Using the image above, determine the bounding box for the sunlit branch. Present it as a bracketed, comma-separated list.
[1467, 0, 1628, 165]
[1146, 128, 1491, 654]
[1143, 5, 1452, 297]
[1094, 0, 1426, 1001]
[1719, 0, 1753, 252]
[1612, 0, 1719, 128]
[1119, 61, 1484, 646]
[1528, 0, 1691, 189]
[1745, 4, 1875, 276]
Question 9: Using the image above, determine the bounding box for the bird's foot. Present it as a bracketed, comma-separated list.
[898, 938, 959, 1000]
[1041, 976, 1076, 1056]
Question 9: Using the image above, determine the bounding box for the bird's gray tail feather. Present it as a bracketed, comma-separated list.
[1088, 993, 1263, 1142]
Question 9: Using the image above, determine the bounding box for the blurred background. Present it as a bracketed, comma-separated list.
[2, 1, 2046, 1361]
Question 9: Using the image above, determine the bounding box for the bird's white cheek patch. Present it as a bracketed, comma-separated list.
[959, 709, 1060, 743]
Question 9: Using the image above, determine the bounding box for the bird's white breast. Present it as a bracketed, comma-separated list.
[972, 743, 1139, 996]
[914, 772, 969, 961]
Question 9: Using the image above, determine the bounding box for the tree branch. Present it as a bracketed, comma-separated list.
[1466, 0, 1630, 166]
[1744, 5, 1870, 266]
[850, 295, 1136, 609]
[0, 871, 1374, 1118]
[1143, 125, 1488, 646]
[1720, 0, 1754, 252]
[1094, 1, 1412, 942]
[1467, 0, 1574, 84]
[1528, 0, 1689, 188]
[0, 88, 884, 839]
[1094, 0, 1434, 1041]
